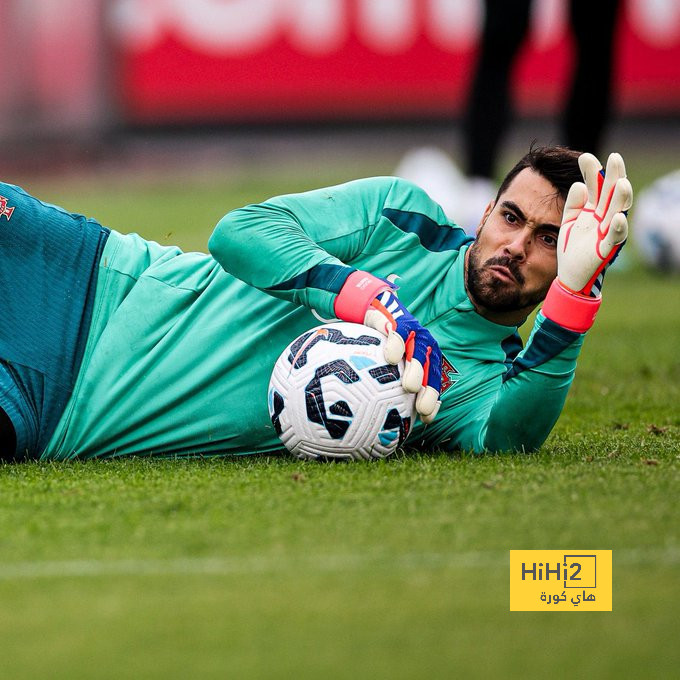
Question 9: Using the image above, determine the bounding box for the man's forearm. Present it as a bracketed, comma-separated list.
[483, 314, 584, 452]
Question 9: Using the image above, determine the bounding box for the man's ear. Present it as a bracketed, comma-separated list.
[476, 200, 495, 236]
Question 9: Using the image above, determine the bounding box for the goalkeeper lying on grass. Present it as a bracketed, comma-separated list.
[0, 146, 632, 460]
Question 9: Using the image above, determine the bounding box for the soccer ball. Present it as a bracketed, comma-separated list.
[634, 170, 680, 272]
[268, 322, 416, 460]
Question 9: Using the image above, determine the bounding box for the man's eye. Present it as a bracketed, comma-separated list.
[504, 211, 518, 224]
[541, 233, 558, 248]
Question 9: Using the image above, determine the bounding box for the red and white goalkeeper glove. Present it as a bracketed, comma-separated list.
[542, 152, 633, 333]
[334, 272, 441, 423]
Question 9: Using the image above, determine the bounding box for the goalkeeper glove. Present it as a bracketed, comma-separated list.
[334, 272, 441, 423]
[542, 152, 633, 332]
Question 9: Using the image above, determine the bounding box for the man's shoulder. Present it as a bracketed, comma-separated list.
[0, 182, 34, 209]
[0, 181, 86, 223]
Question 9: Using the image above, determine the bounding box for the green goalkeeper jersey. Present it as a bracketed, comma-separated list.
[44, 177, 584, 460]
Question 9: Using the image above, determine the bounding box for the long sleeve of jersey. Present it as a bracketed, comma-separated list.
[483, 316, 584, 452]
[210, 177, 401, 319]
[438, 314, 585, 454]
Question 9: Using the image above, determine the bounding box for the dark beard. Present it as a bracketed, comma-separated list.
[466, 242, 548, 313]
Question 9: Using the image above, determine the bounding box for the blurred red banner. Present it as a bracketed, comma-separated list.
[110, 0, 680, 123]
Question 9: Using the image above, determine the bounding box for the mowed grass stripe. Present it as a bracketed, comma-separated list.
[1, 546, 678, 580]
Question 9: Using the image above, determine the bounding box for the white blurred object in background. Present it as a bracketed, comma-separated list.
[394, 146, 494, 235]
[633, 170, 680, 272]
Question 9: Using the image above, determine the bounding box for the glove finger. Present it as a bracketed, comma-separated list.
[408, 332, 442, 389]
[562, 181, 588, 224]
[610, 212, 628, 244]
[605, 152, 627, 182]
[614, 176, 633, 212]
[600, 177, 633, 230]
[402, 358, 425, 393]
[363, 307, 392, 337]
[597, 212, 628, 263]
[416, 386, 441, 423]
[595, 152, 625, 217]
[383, 329, 405, 365]
[578, 153, 603, 206]
[422, 345, 442, 393]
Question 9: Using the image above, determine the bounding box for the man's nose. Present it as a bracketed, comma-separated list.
[503, 228, 531, 260]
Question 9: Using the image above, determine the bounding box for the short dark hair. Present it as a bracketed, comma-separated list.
[495, 144, 582, 204]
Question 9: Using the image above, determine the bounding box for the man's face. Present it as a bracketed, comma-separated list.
[465, 168, 563, 323]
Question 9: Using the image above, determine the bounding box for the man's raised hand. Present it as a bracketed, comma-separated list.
[558, 152, 633, 295]
[542, 152, 633, 332]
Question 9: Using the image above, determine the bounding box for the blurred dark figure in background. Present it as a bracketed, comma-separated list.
[396, 0, 623, 232]
[464, 0, 622, 184]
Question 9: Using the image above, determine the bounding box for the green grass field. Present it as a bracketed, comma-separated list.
[1, 144, 679, 678]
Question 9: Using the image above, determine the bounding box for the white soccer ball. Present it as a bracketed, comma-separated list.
[634, 170, 680, 271]
[268, 322, 416, 460]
